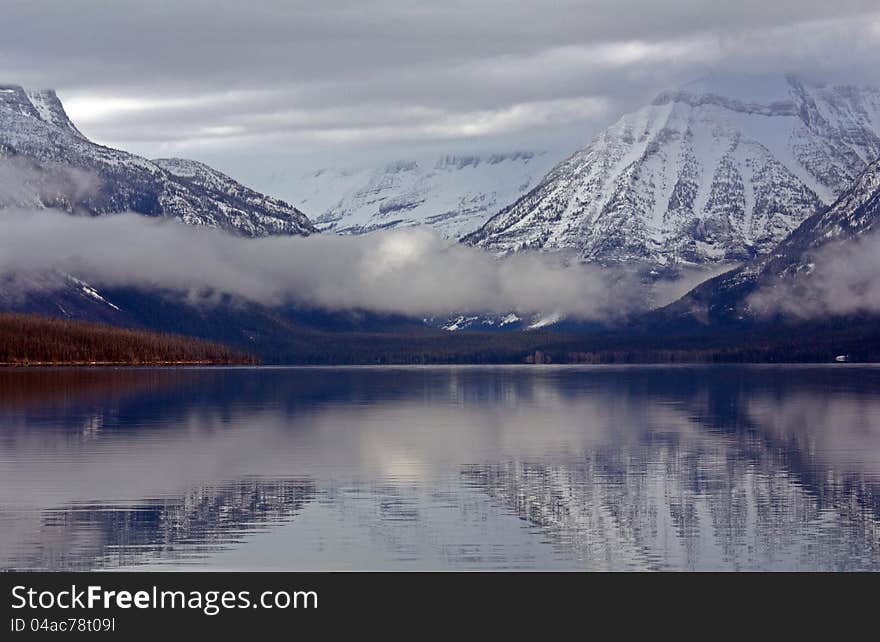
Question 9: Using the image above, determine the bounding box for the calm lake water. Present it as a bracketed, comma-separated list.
[1, 365, 879, 571]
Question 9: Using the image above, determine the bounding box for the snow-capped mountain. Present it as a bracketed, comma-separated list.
[465, 74, 880, 265]
[655, 156, 880, 326]
[289, 151, 558, 238]
[151, 157, 316, 235]
[0, 85, 315, 236]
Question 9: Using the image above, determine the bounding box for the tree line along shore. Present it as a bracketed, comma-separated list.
[0, 314, 257, 366]
[2, 312, 876, 367]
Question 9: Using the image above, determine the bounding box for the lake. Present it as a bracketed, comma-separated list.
[1, 365, 879, 571]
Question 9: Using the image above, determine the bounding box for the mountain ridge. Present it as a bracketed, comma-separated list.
[465, 74, 880, 266]
[650, 156, 880, 328]
[287, 150, 559, 238]
[0, 84, 316, 237]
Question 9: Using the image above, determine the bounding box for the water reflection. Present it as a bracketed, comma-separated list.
[2, 479, 314, 571]
[1, 366, 879, 570]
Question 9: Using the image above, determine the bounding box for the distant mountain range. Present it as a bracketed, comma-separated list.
[0, 85, 315, 236]
[284, 151, 558, 238]
[465, 74, 880, 267]
[2, 77, 880, 362]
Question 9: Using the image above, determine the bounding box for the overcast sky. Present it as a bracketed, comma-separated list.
[3, 1, 880, 180]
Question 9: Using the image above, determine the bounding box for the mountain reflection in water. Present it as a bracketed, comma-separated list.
[1, 365, 879, 570]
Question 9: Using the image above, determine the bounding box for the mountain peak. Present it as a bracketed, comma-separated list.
[0, 85, 85, 138]
[650, 73, 808, 119]
[0, 86, 316, 237]
[0, 85, 39, 119]
[467, 75, 880, 266]
[25, 89, 86, 138]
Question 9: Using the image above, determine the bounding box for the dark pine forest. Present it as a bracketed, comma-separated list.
[0, 313, 257, 365]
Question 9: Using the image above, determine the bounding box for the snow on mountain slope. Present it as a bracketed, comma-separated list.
[653, 157, 880, 326]
[0, 85, 315, 236]
[151, 157, 316, 235]
[290, 151, 559, 238]
[465, 74, 880, 266]
[24, 90, 87, 138]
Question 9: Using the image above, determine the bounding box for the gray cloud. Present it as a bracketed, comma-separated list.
[2, 1, 879, 172]
[652, 263, 739, 309]
[748, 233, 880, 319]
[0, 156, 99, 208]
[0, 208, 660, 320]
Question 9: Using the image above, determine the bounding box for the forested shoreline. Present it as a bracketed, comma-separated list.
[2, 312, 877, 367]
[0, 314, 257, 365]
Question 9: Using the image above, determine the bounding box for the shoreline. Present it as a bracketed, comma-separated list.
[1, 361, 874, 369]
[0, 360, 253, 367]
